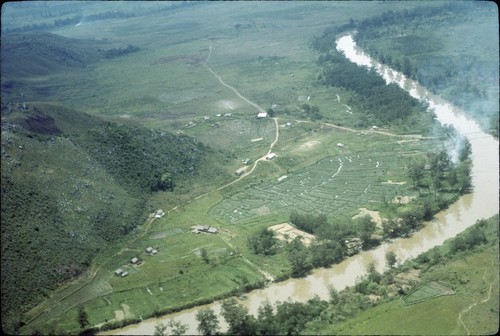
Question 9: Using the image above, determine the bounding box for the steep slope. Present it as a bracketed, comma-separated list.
[0, 102, 230, 333]
[0, 31, 104, 78]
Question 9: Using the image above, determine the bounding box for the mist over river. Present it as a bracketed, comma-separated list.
[103, 34, 499, 336]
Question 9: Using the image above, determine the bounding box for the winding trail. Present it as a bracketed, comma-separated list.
[204, 40, 267, 114]
[457, 265, 496, 335]
[25, 39, 443, 331]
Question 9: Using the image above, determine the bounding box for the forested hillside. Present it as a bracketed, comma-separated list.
[353, 1, 499, 136]
[310, 1, 498, 136]
[0, 102, 228, 333]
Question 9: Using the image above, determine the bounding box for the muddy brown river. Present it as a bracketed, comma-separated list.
[103, 34, 498, 335]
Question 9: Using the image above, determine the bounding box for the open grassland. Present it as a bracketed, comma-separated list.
[321, 245, 499, 335]
[402, 281, 455, 305]
[9, 2, 426, 129]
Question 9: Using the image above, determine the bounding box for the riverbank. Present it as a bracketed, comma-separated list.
[98, 34, 498, 335]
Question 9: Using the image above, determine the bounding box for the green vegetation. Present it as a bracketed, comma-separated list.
[316, 49, 431, 131]
[196, 308, 219, 336]
[79, 123, 211, 193]
[248, 228, 277, 256]
[305, 215, 499, 335]
[352, 1, 499, 136]
[402, 281, 455, 305]
[0, 102, 230, 334]
[1, 1, 496, 335]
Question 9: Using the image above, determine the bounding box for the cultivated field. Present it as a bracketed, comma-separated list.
[402, 281, 456, 305]
[210, 129, 428, 225]
[10, 2, 453, 334]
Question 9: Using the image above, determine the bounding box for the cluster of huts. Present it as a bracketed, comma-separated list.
[114, 246, 159, 278]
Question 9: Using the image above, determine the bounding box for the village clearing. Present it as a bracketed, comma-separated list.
[268, 223, 315, 246]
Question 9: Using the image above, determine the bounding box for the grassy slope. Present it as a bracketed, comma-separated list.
[308, 215, 499, 335]
[328, 250, 498, 335]
[355, 2, 499, 134]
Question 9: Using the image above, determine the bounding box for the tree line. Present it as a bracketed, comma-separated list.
[146, 214, 496, 336]
[316, 49, 427, 129]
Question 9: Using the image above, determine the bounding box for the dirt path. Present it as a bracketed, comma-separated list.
[29, 40, 435, 330]
[204, 40, 267, 114]
[25, 214, 160, 326]
[218, 233, 275, 282]
[457, 265, 496, 335]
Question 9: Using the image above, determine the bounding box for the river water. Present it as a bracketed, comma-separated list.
[103, 34, 499, 335]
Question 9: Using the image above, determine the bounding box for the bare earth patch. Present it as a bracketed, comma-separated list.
[353, 208, 384, 228]
[268, 223, 315, 246]
[382, 180, 407, 185]
[299, 140, 321, 151]
[391, 195, 416, 204]
[217, 99, 238, 110]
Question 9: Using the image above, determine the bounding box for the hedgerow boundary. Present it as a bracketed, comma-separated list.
[402, 281, 456, 305]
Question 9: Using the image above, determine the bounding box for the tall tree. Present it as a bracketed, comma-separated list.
[166, 319, 188, 336]
[257, 300, 277, 335]
[220, 297, 257, 335]
[154, 323, 167, 336]
[458, 138, 472, 162]
[286, 237, 313, 278]
[196, 308, 219, 336]
[200, 248, 209, 264]
[248, 228, 277, 255]
[385, 251, 398, 268]
[407, 158, 426, 192]
[77, 305, 89, 330]
[355, 215, 376, 247]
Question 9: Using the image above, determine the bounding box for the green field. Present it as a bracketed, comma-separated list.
[2, 2, 496, 335]
[211, 129, 428, 224]
[402, 281, 455, 305]
[313, 243, 499, 335]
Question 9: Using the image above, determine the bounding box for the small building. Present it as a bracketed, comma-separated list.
[277, 175, 288, 182]
[266, 153, 277, 160]
[337, 143, 344, 147]
[257, 112, 268, 118]
[121, 271, 129, 277]
[115, 268, 124, 276]
[204, 116, 210, 120]
[152, 249, 158, 255]
[235, 167, 247, 176]
[224, 113, 232, 117]
[191, 225, 218, 234]
[131, 257, 139, 264]
[146, 247, 153, 253]
[155, 209, 165, 218]
[242, 158, 251, 165]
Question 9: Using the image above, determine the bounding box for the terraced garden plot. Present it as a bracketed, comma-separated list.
[187, 118, 275, 151]
[402, 281, 456, 305]
[210, 140, 423, 224]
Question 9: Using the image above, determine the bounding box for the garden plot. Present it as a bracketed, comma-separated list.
[268, 223, 315, 246]
[188, 118, 275, 151]
[210, 138, 430, 224]
[402, 281, 456, 305]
